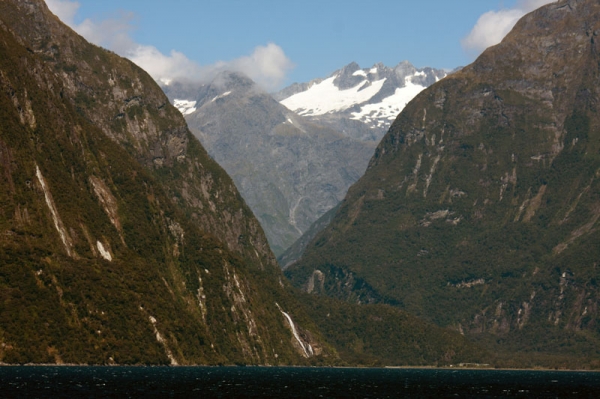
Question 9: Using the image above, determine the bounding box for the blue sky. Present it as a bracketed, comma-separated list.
[46, 0, 554, 90]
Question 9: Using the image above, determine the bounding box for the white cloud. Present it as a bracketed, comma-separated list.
[44, 0, 293, 90]
[126, 46, 208, 84]
[45, 0, 79, 25]
[125, 42, 293, 91]
[462, 0, 556, 56]
[45, 0, 137, 54]
[74, 12, 137, 55]
[220, 43, 294, 91]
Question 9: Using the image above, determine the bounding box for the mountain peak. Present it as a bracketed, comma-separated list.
[338, 61, 361, 75]
[211, 70, 256, 91]
[393, 60, 416, 75]
[333, 62, 366, 90]
[371, 62, 387, 72]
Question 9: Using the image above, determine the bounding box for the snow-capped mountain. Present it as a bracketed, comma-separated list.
[276, 61, 447, 142]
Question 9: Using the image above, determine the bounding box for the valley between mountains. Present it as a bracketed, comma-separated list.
[163, 62, 445, 256]
[0, 0, 599, 369]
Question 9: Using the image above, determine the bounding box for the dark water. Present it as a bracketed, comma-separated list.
[1, 366, 599, 398]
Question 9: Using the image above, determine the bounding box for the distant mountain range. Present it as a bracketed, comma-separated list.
[166, 62, 445, 256]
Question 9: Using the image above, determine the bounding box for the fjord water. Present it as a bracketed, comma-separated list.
[1, 366, 599, 398]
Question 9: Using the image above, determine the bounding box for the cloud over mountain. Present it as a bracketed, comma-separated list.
[45, 0, 293, 90]
[462, 0, 556, 56]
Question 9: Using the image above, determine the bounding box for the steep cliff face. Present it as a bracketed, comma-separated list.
[0, 0, 329, 365]
[287, 0, 600, 365]
[0, 0, 273, 266]
[164, 72, 375, 256]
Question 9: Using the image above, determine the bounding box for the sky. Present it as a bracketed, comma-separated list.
[45, 0, 555, 91]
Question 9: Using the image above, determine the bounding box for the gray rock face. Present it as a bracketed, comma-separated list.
[163, 72, 375, 255]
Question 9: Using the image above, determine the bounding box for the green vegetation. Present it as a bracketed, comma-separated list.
[298, 294, 489, 367]
[0, 0, 335, 366]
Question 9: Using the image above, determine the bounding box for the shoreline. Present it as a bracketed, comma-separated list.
[1, 363, 599, 372]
